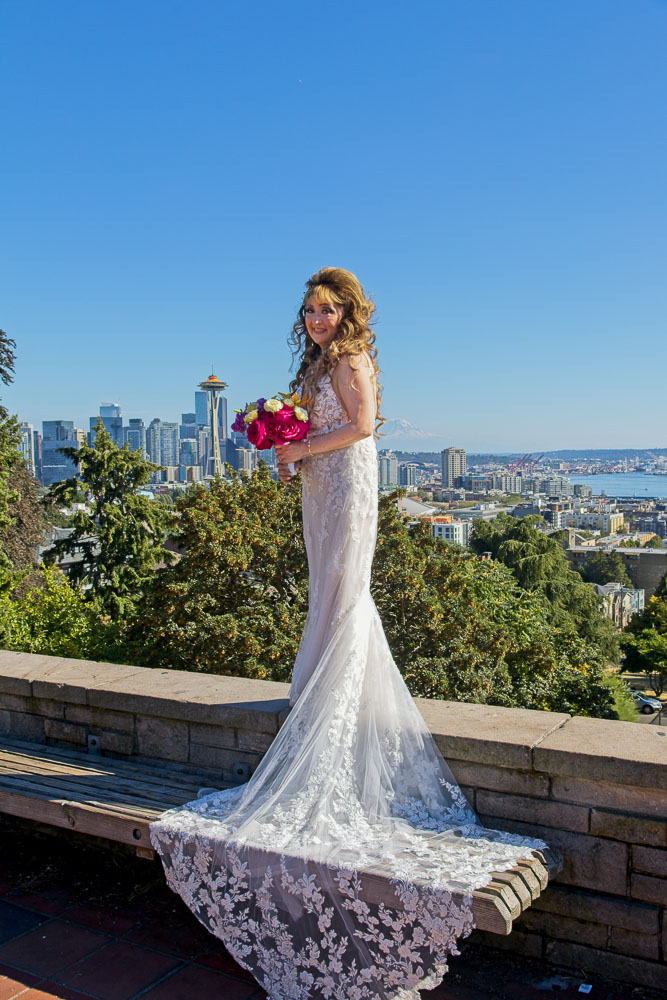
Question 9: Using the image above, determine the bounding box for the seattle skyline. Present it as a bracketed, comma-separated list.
[2, 0, 666, 451]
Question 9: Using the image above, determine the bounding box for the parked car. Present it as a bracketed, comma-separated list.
[633, 692, 662, 715]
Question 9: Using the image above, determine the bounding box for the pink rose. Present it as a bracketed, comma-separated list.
[273, 421, 302, 444]
[247, 417, 270, 448]
[272, 407, 293, 428]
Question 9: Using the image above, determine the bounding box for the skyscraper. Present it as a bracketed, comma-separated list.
[146, 419, 162, 465]
[399, 463, 418, 487]
[124, 418, 147, 457]
[19, 422, 35, 475]
[41, 420, 80, 486]
[441, 447, 466, 488]
[378, 451, 398, 486]
[146, 419, 179, 469]
[161, 423, 179, 467]
[89, 403, 123, 446]
[180, 413, 197, 443]
[179, 439, 198, 467]
[194, 391, 209, 428]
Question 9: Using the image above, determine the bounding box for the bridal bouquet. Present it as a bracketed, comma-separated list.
[232, 395, 309, 472]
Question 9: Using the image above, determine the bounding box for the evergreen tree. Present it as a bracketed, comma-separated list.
[45, 420, 175, 618]
[127, 464, 308, 679]
[577, 549, 632, 587]
[469, 513, 619, 663]
[0, 460, 47, 591]
[0, 329, 47, 590]
[0, 331, 16, 412]
[0, 413, 22, 589]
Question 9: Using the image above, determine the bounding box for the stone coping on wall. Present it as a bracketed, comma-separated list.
[0, 649, 665, 790]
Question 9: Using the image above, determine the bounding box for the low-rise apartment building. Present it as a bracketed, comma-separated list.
[564, 512, 625, 533]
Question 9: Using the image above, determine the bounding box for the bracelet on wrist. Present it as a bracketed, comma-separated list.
[307, 437, 313, 457]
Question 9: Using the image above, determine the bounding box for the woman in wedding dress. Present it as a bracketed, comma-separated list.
[149, 268, 546, 1000]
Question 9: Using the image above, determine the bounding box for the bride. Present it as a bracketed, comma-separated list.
[149, 267, 546, 1000]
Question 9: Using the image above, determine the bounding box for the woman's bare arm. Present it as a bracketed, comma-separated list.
[276, 355, 376, 470]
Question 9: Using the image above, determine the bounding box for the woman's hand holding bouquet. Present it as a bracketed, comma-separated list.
[232, 394, 310, 480]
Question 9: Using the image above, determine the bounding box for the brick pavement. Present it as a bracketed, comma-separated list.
[0, 822, 663, 1000]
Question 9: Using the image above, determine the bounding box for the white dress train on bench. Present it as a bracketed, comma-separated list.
[149, 372, 546, 1000]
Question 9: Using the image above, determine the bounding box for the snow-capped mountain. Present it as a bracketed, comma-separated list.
[377, 419, 448, 453]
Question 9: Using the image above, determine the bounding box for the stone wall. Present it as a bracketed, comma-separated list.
[0, 650, 665, 989]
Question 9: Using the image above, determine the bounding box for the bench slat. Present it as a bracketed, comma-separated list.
[0, 739, 220, 790]
[0, 758, 209, 811]
[0, 785, 155, 848]
[488, 870, 533, 908]
[0, 776, 161, 820]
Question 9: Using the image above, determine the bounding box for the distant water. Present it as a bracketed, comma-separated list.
[569, 473, 667, 499]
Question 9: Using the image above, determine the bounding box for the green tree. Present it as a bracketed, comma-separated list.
[577, 549, 632, 587]
[644, 535, 664, 549]
[0, 461, 48, 587]
[0, 566, 104, 658]
[45, 420, 176, 618]
[601, 671, 639, 722]
[371, 497, 615, 717]
[0, 330, 47, 591]
[122, 483, 615, 715]
[469, 514, 619, 663]
[0, 331, 16, 408]
[126, 464, 308, 679]
[0, 413, 22, 589]
[622, 594, 667, 697]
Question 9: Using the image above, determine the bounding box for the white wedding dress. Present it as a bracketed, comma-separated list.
[149, 365, 546, 1000]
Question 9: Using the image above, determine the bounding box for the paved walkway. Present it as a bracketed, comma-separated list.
[0, 824, 662, 1000]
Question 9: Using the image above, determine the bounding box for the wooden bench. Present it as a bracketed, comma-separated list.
[0, 736, 561, 936]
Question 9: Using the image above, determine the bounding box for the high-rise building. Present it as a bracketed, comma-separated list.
[441, 447, 466, 488]
[195, 392, 227, 439]
[540, 476, 572, 496]
[399, 463, 418, 487]
[146, 419, 162, 465]
[179, 438, 198, 467]
[19, 423, 35, 475]
[145, 420, 178, 468]
[492, 473, 523, 494]
[124, 418, 147, 457]
[159, 422, 179, 467]
[41, 420, 80, 486]
[236, 447, 256, 475]
[194, 391, 209, 428]
[378, 451, 398, 486]
[180, 413, 197, 440]
[89, 403, 123, 446]
[33, 429, 42, 480]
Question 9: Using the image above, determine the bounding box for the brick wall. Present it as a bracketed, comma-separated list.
[0, 650, 665, 989]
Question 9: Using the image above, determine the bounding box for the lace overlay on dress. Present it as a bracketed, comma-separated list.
[150, 366, 546, 1000]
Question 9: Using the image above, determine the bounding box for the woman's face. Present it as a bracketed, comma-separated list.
[304, 297, 343, 350]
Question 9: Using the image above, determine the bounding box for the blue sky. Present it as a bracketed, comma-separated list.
[2, 0, 666, 451]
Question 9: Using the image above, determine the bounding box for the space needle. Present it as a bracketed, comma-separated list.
[198, 372, 228, 478]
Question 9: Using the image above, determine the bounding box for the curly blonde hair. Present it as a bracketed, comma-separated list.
[289, 267, 384, 434]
